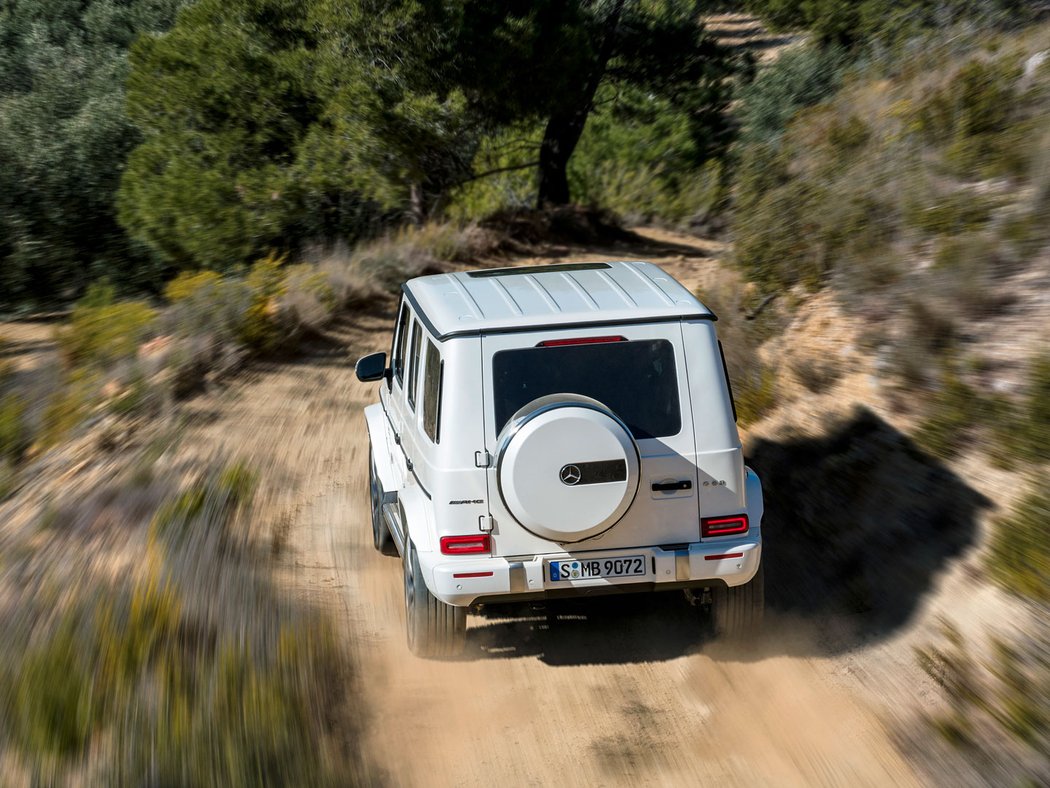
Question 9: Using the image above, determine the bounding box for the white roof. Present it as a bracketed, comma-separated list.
[404, 261, 714, 340]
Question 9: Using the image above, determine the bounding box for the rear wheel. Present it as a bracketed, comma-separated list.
[403, 540, 466, 658]
[369, 451, 392, 553]
[712, 564, 764, 639]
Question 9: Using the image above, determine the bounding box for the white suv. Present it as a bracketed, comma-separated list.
[356, 261, 764, 657]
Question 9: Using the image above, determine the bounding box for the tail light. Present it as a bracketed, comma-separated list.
[440, 534, 491, 555]
[701, 514, 749, 538]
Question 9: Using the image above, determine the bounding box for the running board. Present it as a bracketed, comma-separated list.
[382, 502, 406, 557]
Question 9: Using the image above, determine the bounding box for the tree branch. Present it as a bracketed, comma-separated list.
[454, 160, 539, 187]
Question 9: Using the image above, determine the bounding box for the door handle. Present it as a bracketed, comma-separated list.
[652, 480, 692, 492]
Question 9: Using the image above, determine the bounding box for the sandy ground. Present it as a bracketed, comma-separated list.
[169, 229, 934, 787]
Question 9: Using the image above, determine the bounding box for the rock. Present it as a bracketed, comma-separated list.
[1024, 50, 1048, 80]
[138, 334, 173, 361]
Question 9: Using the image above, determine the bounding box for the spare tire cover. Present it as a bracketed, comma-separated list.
[496, 394, 640, 543]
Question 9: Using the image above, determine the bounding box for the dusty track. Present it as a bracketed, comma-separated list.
[180, 231, 924, 786]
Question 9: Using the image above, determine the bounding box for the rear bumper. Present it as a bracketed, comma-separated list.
[420, 539, 761, 607]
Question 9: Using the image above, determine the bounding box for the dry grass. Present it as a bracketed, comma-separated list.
[916, 618, 1048, 780]
[0, 445, 362, 784]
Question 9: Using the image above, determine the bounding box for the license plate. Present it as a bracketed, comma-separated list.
[549, 555, 647, 582]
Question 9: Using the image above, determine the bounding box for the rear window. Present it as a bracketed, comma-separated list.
[492, 339, 681, 439]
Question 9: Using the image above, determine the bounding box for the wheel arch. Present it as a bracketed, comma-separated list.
[744, 465, 764, 530]
[398, 485, 435, 555]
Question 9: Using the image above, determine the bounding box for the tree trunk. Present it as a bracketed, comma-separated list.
[537, 112, 584, 207]
[535, 0, 627, 208]
[409, 182, 426, 225]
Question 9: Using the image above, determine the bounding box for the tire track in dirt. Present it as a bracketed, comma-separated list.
[180, 235, 924, 787]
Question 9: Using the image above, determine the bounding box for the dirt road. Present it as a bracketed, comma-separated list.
[181, 231, 925, 786]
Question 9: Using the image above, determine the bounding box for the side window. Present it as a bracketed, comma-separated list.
[422, 339, 443, 443]
[407, 320, 423, 410]
[392, 303, 411, 386]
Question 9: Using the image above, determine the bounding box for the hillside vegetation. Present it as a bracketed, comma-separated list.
[722, 14, 1050, 780]
[732, 21, 1050, 461]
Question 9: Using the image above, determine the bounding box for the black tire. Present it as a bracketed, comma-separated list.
[403, 540, 466, 658]
[712, 564, 764, 640]
[369, 451, 393, 553]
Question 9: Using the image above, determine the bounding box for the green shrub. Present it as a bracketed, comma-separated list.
[790, 354, 842, 393]
[0, 561, 346, 784]
[930, 233, 1014, 316]
[733, 365, 778, 427]
[0, 458, 14, 501]
[280, 264, 339, 335]
[988, 484, 1049, 603]
[747, 1, 1033, 49]
[574, 160, 724, 226]
[152, 488, 207, 538]
[5, 618, 98, 758]
[910, 57, 1026, 176]
[987, 355, 1050, 468]
[40, 373, 96, 448]
[409, 223, 482, 263]
[916, 619, 1049, 765]
[0, 390, 30, 462]
[151, 461, 256, 544]
[129, 618, 342, 787]
[736, 44, 847, 145]
[350, 223, 483, 291]
[981, 395, 1025, 470]
[1026, 355, 1050, 448]
[447, 125, 540, 219]
[164, 270, 224, 303]
[913, 352, 1049, 465]
[107, 371, 158, 418]
[826, 113, 871, 152]
[237, 254, 288, 353]
[57, 283, 158, 369]
[216, 461, 258, 508]
[733, 99, 901, 294]
[283, 264, 336, 310]
[733, 173, 829, 291]
[915, 370, 977, 459]
[999, 210, 1050, 260]
[568, 85, 731, 225]
[906, 192, 999, 236]
[163, 269, 253, 352]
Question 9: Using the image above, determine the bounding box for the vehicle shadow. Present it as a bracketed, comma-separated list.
[464, 591, 709, 665]
[461, 407, 989, 665]
[750, 406, 989, 636]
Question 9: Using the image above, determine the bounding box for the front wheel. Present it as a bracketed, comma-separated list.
[369, 450, 392, 553]
[403, 540, 466, 658]
[711, 564, 764, 640]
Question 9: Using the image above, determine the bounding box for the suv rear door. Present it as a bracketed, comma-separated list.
[479, 323, 701, 557]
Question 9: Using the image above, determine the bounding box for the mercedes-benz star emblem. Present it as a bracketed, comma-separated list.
[559, 464, 582, 486]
